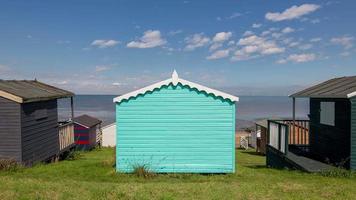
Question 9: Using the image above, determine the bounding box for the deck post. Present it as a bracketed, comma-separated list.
[70, 96, 74, 120]
[292, 97, 296, 144]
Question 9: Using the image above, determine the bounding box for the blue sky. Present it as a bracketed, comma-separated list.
[0, 0, 355, 95]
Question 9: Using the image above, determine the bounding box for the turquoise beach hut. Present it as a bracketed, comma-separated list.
[113, 71, 239, 173]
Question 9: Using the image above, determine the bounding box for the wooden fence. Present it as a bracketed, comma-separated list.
[58, 121, 74, 152]
[282, 120, 309, 145]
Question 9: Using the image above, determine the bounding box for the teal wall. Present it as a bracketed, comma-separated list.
[351, 97, 356, 169]
[116, 84, 236, 173]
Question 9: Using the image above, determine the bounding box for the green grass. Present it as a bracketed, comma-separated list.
[1, 148, 356, 200]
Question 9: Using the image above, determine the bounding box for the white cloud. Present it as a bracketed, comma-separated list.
[127, 30, 167, 48]
[209, 43, 223, 51]
[56, 80, 68, 85]
[271, 32, 283, 39]
[282, 27, 295, 34]
[243, 31, 254, 37]
[298, 44, 313, 50]
[232, 35, 285, 61]
[311, 19, 321, 24]
[310, 37, 322, 42]
[252, 23, 262, 28]
[330, 36, 354, 49]
[340, 51, 350, 57]
[238, 35, 264, 46]
[91, 39, 119, 48]
[265, 4, 320, 22]
[206, 49, 230, 60]
[278, 53, 316, 63]
[227, 41, 235, 46]
[227, 12, 242, 19]
[0, 64, 10, 72]
[261, 30, 271, 36]
[95, 65, 111, 72]
[168, 30, 183, 36]
[112, 82, 123, 86]
[212, 32, 232, 43]
[289, 42, 300, 47]
[184, 33, 210, 51]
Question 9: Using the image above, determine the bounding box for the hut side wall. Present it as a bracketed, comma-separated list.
[88, 126, 98, 146]
[309, 98, 351, 167]
[21, 99, 59, 165]
[351, 97, 356, 169]
[74, 124, 90, 150]
[0, 97, 22, 162]
[116, 84, 235, 173]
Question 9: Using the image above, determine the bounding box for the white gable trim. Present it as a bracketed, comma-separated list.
[73, 121, 90, 129]
[347, 91, 356, 98]
[113, 70, 239, 103]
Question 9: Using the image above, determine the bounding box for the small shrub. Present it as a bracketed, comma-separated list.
[102, 156, 116, 167]
[319, 168, 353, 178]
[0, 159, 21, 171]
[132, 164, 156, 178]
[63, 151, 83, 161]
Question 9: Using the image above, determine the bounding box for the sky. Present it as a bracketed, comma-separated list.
[0, 0, 355, 95]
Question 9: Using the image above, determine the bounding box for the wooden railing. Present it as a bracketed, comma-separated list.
[58, 121, 75, 152]
[280, 120, 309, 145]
[268, 120, 289, 154]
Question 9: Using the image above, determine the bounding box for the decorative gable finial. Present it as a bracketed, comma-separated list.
[172, 69, 179, 86]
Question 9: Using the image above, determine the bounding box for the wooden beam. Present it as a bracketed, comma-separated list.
[70, 97, 74, 120]
[292, 97, 296, 144]
[0, 91, 23, 103]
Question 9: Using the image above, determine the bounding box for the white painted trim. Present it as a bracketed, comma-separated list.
[347, 91, 356, 98]
[102, 122, 116, 130]
[73, 122, 90, 129]
[0, 90, 23, 103]
[113, 71, 239, 103]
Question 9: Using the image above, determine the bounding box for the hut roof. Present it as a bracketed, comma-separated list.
[113, 70, 239, 103]
[256, 119, 268, 128]
[73, 114, 102, 128]
[0, 80, 74, 103]
[290, 76, 356, 98]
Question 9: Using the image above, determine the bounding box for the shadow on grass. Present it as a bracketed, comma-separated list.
[245, 165, 267, 169]
[240, 151, 265, 157]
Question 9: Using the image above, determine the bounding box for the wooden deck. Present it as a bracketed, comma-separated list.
[286, 152, 335, 173]
[266, 144, 335, 173]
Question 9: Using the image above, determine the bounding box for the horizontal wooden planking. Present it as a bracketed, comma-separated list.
[21, 99, 59, 164]
[118, 118, 232, 122]
[118, 127, 232, 131]
[351, 98, 356, 169]
[117, 131, 231, 135]
[116, 84, 235, 173]
[0, 97, 22, 162]
[118, 136, 231, 140]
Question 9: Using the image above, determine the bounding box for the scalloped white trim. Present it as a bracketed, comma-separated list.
[113, 70, 239, 103]
[347, 91, 356, 98]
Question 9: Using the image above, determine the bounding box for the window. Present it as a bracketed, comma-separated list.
[35, 109, 48, 120]
[320, 102, 335, 126]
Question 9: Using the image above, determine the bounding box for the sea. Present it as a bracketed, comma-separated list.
[58, 95, 309, 130]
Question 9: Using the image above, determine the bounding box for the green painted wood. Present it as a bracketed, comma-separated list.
[351, 97, 356, 169]
[309, 98, 351, 168]
[116, 84, 235, 173]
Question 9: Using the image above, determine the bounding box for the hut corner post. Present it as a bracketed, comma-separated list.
[292, 97, 296, 144]
[70, 96, 74, 120]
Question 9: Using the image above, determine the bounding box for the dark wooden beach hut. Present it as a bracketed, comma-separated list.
[266, 76, 356, 171]
[255, 120, 268, 155]
[73, 114, 102, 150]
[0, 80, 75, 165]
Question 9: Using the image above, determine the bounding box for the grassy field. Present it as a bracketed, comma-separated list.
[1, 148, 356, 200]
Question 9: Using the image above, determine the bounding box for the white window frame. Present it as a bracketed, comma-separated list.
[320, 102, 335, 126]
